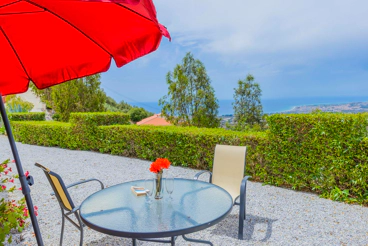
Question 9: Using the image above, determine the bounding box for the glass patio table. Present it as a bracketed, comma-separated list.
[79, 178, 233, 246]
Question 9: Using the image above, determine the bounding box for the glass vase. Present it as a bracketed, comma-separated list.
[154, 171, 163, 199]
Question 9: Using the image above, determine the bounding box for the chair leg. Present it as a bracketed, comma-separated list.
[238, 204, 244, 240]
[60, 213, 65, 246]
[238, 178, 247, 240]
[244, 187, 247, 220]
[76, 212, 84, 246]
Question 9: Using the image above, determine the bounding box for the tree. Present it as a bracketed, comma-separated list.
[129, 107, 152, 123]
[105, 97, 153, 122]
[159, 52, 220, 128]
[51, 74, 106, 121]
[117, 100, 133, 113]
[232, 74, 263, 130]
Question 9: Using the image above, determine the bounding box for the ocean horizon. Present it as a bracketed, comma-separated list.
[130, 96, 368, 116]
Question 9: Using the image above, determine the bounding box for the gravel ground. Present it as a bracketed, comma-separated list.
[1, 135, 368, 246]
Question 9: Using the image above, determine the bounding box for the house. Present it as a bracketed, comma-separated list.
[136, 113, 171, 126]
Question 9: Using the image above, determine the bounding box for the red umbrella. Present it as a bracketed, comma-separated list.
[0, 0, 170, 245]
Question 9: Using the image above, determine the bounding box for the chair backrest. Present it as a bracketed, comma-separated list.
[35, 163, 75, 211]
[212, 145, 247, 201]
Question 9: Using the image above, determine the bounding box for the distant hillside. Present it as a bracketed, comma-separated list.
[286, 101, 368, 114]
[219, 101, 368, 126]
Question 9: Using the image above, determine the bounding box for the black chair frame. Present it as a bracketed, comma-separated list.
[194, 170, 250, 240]
[35, 163, 104, 246]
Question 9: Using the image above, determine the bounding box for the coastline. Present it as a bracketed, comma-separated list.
[131, 96, 368, 116]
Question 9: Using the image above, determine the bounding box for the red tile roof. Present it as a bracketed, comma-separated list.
[136, 113, 171, 126]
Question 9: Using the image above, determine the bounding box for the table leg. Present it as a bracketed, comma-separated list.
[171, 236, 175, 245]
[132, 238, 137, 246]
[182, 235, 213, 245]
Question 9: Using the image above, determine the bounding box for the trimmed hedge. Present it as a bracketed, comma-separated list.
[8, 112, 45, 121]
[11, 121, 266, 170]
[10, 121, 71, 147]
[10, 112, 368, 205]
[68, 112, 131, 149]
[96, 125, 266, 170]
[69, 112, 130, 126]
[261, 113, 368, 203]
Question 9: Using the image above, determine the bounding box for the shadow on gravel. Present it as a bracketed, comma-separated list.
[212, 214, 277, 242]
[86, 235, 133, 245]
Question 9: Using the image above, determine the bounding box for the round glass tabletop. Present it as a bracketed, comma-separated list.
[80, 178, 233, 238]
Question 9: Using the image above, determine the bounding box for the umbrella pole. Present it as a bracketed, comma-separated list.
[0, 94, 44, 246]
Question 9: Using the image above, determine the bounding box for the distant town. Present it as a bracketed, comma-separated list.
[219, 101, 368, 126]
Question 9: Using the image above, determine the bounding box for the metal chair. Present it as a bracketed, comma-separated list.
[194, 144, 249, 240]
[35, 163, 104, 246]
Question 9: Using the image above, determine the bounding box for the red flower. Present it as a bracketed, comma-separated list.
[149, 158, 171, 173]
[8, 167, 12, 172]
[18, 187, 22, 191]
[25, 171, 29, 177]
[4, 170, 8, 175]
[1, 185, 6, 190]
[11, 160, 15, 163]
[18, 219, 25, 227]
[9, 178, 14, 183]
[156, 158, 171, 169]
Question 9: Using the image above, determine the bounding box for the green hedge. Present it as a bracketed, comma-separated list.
[8, 112, 45, 121]
[96, 125, 266, 170]
[68, 112, 131, 149]
[11, 122, 266, 170]
[11, 121, 71, 147]
[261, 113, 368, 203]
[10, 112, 368, 205]
[69, 112, 130, 126]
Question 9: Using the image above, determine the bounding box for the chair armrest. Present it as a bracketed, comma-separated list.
[50, 178, 104, 196]
[194, 170, 213, 183]
[66, 178, 105, 190]
[234, 176, 251, 205]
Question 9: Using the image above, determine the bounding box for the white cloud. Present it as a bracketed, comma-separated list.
[155, 0, 368, 58]
[102, 0, 368, 102]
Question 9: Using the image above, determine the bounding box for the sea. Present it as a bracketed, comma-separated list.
[130, 96, 368, 116]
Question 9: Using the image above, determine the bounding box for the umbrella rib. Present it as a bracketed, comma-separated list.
[0, 0, 20, 9]
[0, 10, 45, 16]
[26, 0, 114, 58]
[0, 27, 32, 82]
[114, 2, 155, 23]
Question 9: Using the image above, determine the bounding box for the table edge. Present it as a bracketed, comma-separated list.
[80, 178, 233, 238]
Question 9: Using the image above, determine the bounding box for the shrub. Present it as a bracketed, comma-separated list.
[128, 107, 152, 123]
[11, 121, 265, 170]
[0, 159, 38, 244]
[262, 113, 368, 203]
[97, 125, 266, 170]
[11, 121, 71, 147]
[8, 112, 45, 121]
[5, 95, 34, 113]
[52, 113, 61, 121]
[68, 113, 131, 149]
[69, 112, 130, 126]
[10, 112, 368, 205]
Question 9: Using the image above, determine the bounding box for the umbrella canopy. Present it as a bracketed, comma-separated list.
[0, 0, 170, 95]
[0, 1, 169, 245]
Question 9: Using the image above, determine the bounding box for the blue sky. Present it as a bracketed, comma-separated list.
[101, 0, 368, 104]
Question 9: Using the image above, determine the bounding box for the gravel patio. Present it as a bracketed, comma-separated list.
[1, 136, 368, 246]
